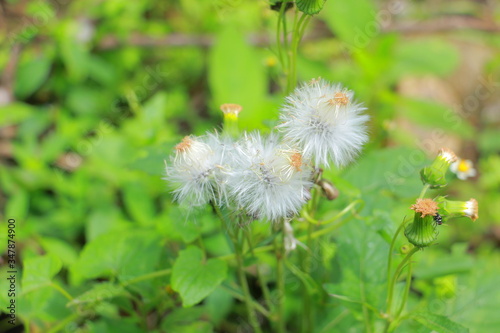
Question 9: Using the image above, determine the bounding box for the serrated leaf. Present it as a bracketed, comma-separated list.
[412, 312, 469, 333]
[71, 230, 162, 285]
[68, 283, 127, 306]
[22, 255, 62, 293]
[296, 0, 326, 14]
[14, 57, 52, 99]
[171, 246, 227, 307]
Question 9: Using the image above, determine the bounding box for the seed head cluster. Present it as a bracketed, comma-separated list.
[165, 79, 369, 221]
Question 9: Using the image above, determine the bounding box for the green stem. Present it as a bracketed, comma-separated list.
[385, 247, 419, 326]
[418, 184, 430, 199]
[50, 282, 73, 301]
[215, 206, 262, 333]
[394, 259, 413, 319]
[121, 268, 172, 287]
[221, 285, 271, 318]
[386, 219, 407, 299]
[47, 313, 80, 333]
[245, 229, 273, 312]
[276, 1, 287, 68]
[275, 219, 286, 333]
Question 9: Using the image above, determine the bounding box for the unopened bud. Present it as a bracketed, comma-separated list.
[420, 148, 457, 188]
[318, 179, 339, 200]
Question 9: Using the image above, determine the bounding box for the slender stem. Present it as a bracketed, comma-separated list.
[395, 259, 413, 319]
[221, 285, 271, 318]
[385, 247, 419, 322]
[245, 229, 273, 312]
[47, 313, 80, 333]
[121, 269, 172, 287]
[275, 219, 286, 333]
[386, 220, 407, 299]
[418, 184, 430, 199]
[214, 206, 262, 333]
[50, 283, 73, 301]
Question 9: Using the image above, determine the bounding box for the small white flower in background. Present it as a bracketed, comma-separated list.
[228, 132, 313, 221]
[165, 133, 234, 208]
[450, 158, 477, 180]
[278, 78, 369, 167]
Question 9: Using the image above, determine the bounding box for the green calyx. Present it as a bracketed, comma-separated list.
[420, 149, 457, 188]
[404, 213, 438, 248]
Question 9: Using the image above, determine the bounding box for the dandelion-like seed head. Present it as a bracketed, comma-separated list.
[227, 133, 313, 221]
[278, 79, 369, 167]
[166, 133, 234, 208]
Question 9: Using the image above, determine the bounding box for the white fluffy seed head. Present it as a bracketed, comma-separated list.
[278, 79, 370, 168]
[165, 132, 235, 208]
[227, 132, 313, 221]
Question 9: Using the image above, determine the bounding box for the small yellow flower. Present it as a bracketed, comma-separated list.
[450, 158, 477, 180]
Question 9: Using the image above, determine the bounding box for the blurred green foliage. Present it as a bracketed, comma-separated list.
[1, 0, 500, 332]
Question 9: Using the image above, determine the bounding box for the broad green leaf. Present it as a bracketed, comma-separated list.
[22, 254, 62, 293]
[296, 0, 326, 15]
[208, 27, 267, 129]
[411, 312, 469, 333]
[205, 287, 234, 325]
[39, 237, 79, 267]
[71, 230, 162, 285]
[0, 102, 35, 125]
[122, 183, 155, 226]
[325, 218, 388, 315]
[68, 282, 127, 307]
[171, 246, 227, 307]
[321, 0, 377, 47]
[14, 57, 52, 99]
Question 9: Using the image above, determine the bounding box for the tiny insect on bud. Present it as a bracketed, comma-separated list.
[404, 199, 439, 248]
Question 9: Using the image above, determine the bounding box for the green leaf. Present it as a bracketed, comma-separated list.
[321, 0, 376, 46]
[208, 27, 267, 129]
[0, 102, 36, 126]
[325, 219, 388, 315]
[171, 246, 228, 307]
[122, 183, 155, 226]
[22, 255, 62, 293]
[296, 0, 326, 15]
[71, 230, 162, 285]
[411, 312, 469, 333]
[68, 282, 127, 307]
[14, 57, 52, 99]
[39, 237, 79, 267]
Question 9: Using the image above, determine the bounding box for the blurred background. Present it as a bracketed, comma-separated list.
[1, 0, 500, 332]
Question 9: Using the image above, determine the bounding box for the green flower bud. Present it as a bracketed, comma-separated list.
[435, 197, 479, 221]
[220, 104, 242, 138]
[420, 148, 457, 188]
[404, 199, 439, 248]
[400, 244, 413, 254]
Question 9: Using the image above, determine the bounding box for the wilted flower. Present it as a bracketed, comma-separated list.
[228, 132, 313, 221]
[420, 148, 457, 188]
[404, 198, 439, 248]
[435, 197, 479, 221]
[278, 78, 369, 167]
[450, 158, 476, 180]
[165, 133, 234, 208]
